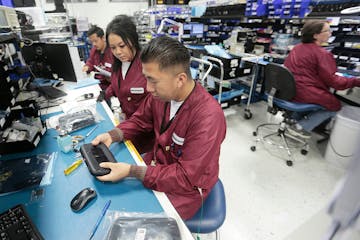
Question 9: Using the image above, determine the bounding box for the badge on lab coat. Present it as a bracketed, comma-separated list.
[130, 87, 144, 94]
[104, 62, 112, 68]
[172, 132, 184, 146]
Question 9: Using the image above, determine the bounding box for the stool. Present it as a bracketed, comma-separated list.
[185, 179, 226, 239]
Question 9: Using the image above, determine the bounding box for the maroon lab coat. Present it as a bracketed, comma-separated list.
[284, 43, 360, 111]
[105, 54, 148, 119]
[85, 46, 113, 90]
[118, 82, 227, 219]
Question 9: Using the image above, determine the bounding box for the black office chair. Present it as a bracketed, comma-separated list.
[250, 63, 324, 166]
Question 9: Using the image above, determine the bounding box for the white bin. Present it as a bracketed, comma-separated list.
[325, 106, 360, 169]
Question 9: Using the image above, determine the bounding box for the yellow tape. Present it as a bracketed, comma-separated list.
[124, 140, 144, 163]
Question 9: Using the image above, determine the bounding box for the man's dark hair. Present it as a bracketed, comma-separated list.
[106, 15, 140, 72]
[301, 20, 327, 43]
[141, 36, 191, 78]
[87, 25, 104, 38]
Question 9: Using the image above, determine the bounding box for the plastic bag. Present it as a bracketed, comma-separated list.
[93, 211, 181, 240]
[46, 104, 102, 132]
[0, 152, 56, 196]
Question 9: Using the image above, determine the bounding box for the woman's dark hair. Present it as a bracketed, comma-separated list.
[87, 25, 104, 38]
[106, 15, 140, 72]
[301, 20, 327, 43]
[141, 36, 191, 78]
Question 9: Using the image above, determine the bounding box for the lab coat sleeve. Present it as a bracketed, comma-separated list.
[105, 81, 114, 99]
[118, 94, 154, 141]
[143, 109, 226, 194]
[85, 48, 96, 72]
[318, 52, 359, 90]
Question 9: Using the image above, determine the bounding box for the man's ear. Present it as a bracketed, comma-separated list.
[177, 72, 188, 88]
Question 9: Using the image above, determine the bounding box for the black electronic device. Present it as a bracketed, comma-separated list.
[21, 42, 78, 82]
[0, 204, 44, 240]
[37, 85, 67, 99]
[70, 187, 97, 212]
[80, 143, 116, 176]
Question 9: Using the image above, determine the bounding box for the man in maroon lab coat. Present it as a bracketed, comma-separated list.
[92, 36, 226, 220]
[82, 25, 113, 91]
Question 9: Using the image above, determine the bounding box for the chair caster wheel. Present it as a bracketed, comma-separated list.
[244, 110, 252, 119]
[286, 160, 293, 166]
[301, 149, 308, 155]
[252, 131, 257, 136]
[250, 146, 256, 151]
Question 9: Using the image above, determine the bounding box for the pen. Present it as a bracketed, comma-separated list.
[64, 159, 83, 175]
[85, 125, 99, 138]
[89, 200, 111, 240]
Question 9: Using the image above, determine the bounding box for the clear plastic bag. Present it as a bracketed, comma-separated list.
[47, 104, 102, 132]
[0, 152, 56, 196]
[58, 109, 96, 133]
[94, 211, 181, 240]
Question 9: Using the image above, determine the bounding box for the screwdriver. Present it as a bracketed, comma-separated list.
[64, 159, 83, 175]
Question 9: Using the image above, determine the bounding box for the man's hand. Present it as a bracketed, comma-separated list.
[82, 65, 89, 72]
[92, 133, 113, 148]
[96, 162, 131, 182]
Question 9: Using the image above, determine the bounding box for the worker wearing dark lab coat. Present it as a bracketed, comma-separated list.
[104, 15, 148, 120]
[104, 16, 151, 153]
[105, 54, 147, 119]
[82, 25, 113, 91]
[92, 36, 226, 220]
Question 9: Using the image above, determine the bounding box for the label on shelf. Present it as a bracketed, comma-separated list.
[33, 136, 41, 147]
[41, 127, 46, 135]
[18, 79, 23, 89]
[0, 118, 5, 128]
[244, 68, 251, 74]
[221, 102, 229, 108]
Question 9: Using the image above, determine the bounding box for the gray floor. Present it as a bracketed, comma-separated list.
[214, 102, 345, 240]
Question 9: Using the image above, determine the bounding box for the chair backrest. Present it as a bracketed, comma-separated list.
[264, 63, 296, 101]
[185, 179, 226, 234]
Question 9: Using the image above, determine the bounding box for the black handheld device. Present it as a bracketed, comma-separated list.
[80, 143, 116, 176]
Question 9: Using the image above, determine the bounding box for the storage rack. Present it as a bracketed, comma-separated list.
[0, 32, 46, 154]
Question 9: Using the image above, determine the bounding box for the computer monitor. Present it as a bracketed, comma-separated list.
[21, 42, 81, 82]
[191, 23, 204, 37]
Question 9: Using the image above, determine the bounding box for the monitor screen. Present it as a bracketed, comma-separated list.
[0, 9, 8, 27]
[0, 0, 14, 7]
[21, 43, 78, 82]
[191, 23, 204, 36]
[183, 24, 192, 31]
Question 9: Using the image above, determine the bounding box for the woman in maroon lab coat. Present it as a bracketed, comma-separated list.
[284, 20, 360, 138]
[104, 15, 152, 153]
[92, 36, 227, 220]
[105, 15, 148, 120]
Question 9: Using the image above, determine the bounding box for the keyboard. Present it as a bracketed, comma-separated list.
[37, 86, 67, 99]
[0, 204, 44, 240]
